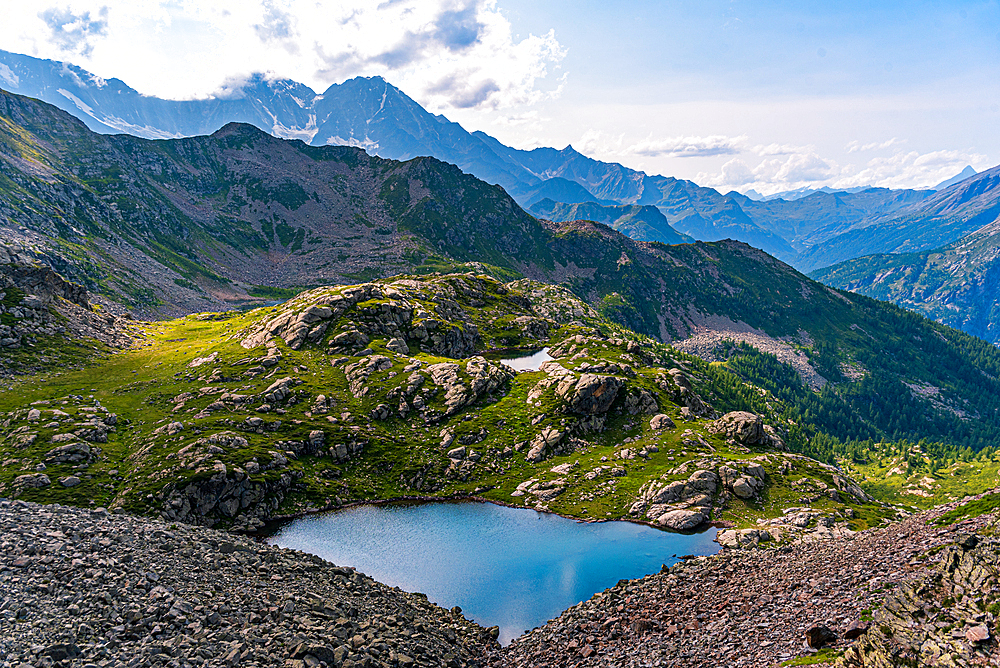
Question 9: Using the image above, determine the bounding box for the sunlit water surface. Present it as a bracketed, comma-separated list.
[488, 347, 554, 372]
[266, 502, 719, 644]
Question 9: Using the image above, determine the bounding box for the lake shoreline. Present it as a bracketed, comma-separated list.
[261, 495, 724, 644]
[251, 491, 731, 540]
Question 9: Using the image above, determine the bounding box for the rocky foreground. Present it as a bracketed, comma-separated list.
[501, 501, 1000, 668]
[0, 499, 497, 668]
[4, 498, 1000, 668]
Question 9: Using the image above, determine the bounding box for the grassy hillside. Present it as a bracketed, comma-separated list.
[0, 272, 903, 536]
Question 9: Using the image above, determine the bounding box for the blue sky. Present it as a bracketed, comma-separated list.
[0, 0, 996, 194]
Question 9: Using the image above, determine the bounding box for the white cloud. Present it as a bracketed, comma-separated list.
[751, 142, 811, 157]
[0, 0, 565, 111]
[698, 144, 986, 196]
[832, 149, 986, 190]
[626, 134, 748, 158]
[845, 137, 905, 153]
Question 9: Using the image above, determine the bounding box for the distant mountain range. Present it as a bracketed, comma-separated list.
[796, 165, 1000, 272]
[8, 88, 1000, 451]
[812, 197, 1000, 345]
[527, 199, 692, 246]
[0, 48, 995, 274]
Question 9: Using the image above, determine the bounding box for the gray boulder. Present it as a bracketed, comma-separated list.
[555, 373, 623, 414]
[656, 509, 706, 531]
[649, 414, 675, 430]
[708, 411, 766, 445]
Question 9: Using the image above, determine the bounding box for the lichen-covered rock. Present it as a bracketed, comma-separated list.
[12, 473, 51, 491]
[709, 411, 765, 445]
[656, 369, 715, 418]
[44, 442, 92, 464]
[555, 373, 623, 415]
[427, 357, 513, 417]
[526, 427, 563, 463]
[649, 413, 676, 430]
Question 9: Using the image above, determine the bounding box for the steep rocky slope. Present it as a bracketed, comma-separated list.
[0, 239, 135, 377]
[500, 492, 1000, 668]
[811, 219, 1000, 345]
[7, 487, 1000, 667]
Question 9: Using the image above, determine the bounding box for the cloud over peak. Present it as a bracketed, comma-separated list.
[9, 1, 564, 112]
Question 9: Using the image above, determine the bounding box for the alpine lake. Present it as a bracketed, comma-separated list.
[265, 349, 719, 644]
[264, 501, 719, 644]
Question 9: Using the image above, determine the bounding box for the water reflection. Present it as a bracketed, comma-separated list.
[490, 347, 554, 372]
[266, 501, 718, 644]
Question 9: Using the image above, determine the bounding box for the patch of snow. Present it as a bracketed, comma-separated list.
[367, 82, 388, 125]
[89, 109, 184, 140]
[325, 135, 379, 152]
[272, 118, 318, 143]
[56, 88, 96, 116]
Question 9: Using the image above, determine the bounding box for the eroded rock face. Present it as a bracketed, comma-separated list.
[555, 373, 623, 415]
[656, 369, 715, 418]
[709, 411, 765, 445]
[427, 357, 514, 417]
[839, 531, 1000, 667]
[158, 464, 300, 527]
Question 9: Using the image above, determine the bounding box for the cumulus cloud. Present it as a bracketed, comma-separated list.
[699, 143, 985, 196]
[832, 148, 986, 190]
[254, 1, 299, 54]
[626, 134, 747, 158]
[38, 6, 108, 58]
[7, 1, 564, 111]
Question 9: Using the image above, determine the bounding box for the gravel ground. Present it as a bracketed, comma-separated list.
[495, 508, 997, 667]
[0, 499, 497, 668]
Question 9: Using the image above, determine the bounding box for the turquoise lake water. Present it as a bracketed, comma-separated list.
[265, 501, 719, 644]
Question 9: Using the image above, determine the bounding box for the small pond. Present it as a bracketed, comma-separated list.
[265, 501, 719, 644]
[488, 347, 554, 372]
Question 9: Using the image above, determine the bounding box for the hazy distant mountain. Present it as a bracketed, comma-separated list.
[1, 48, 995, 269]
[527, 199, 692, 245]
[812, 217, 1000, 344]
[728, 188, 937, 251]
[753, 185, 878, 202]
[797, 165, 1000, 271]
[933, 165, 977, 190]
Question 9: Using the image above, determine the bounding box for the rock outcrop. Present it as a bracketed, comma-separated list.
[0, 241, 132, 360]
